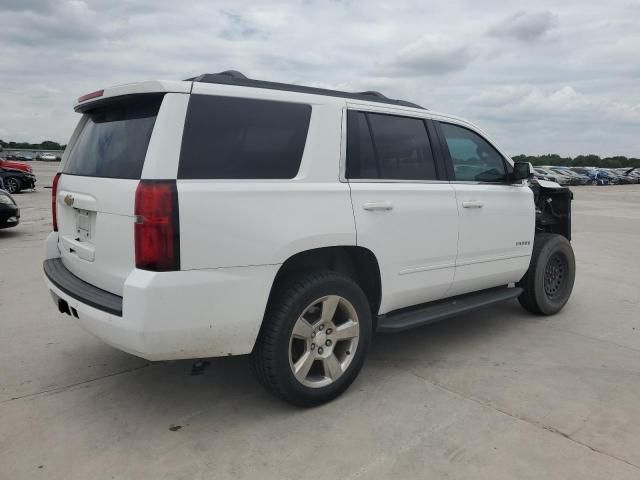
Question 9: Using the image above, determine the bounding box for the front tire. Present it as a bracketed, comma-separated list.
[253, 271, 372, 407]
[518, 233, 575, 315]
[4, 177, 21, 194]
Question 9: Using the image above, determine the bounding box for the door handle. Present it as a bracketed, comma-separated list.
[363, 201, 393, 212]
[462, 200, 484, 209]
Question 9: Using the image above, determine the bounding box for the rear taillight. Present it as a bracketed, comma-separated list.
[52, 172, 61, 231]
[134, 180, 180, 271]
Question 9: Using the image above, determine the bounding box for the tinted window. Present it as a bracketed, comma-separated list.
[346, 111, 378, 179]
[440, 123, 507, 182]
[179, 95, 311, 179]
[64, 95, 162, 179]
[347, 111, 437, 180]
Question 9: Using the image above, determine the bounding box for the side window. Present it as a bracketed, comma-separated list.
[368, 113, 437, 180]
[178, 95, 311, 179]
[346, 111, 437, 180]
[440, 123, 507, 183]
[346, 111, 378, 179]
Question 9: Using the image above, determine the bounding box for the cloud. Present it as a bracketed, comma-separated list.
[462, 85, 640, 156]
[468, 85, 640, 123]
[0, 0, 55, 12]
[0, 0, 638, 157]
[488, 11, 557, 42]
[0, 1, 98, 47]
[385, 35, 473, 77]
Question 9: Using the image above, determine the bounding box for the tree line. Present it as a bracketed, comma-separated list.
[0, 140, 66, 151]
[512, 154, 640, 168]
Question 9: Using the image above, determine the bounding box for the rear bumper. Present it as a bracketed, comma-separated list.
[44, 258, 122, 315]
[43, 233, 278, 361]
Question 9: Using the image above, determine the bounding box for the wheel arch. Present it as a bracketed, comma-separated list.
[269, 246, 382, 317]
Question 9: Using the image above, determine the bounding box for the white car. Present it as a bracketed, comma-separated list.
[38, 153, 58, 161]
[43, 71, 576, 406]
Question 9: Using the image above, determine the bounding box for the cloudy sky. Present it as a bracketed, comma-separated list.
[0, 0, 639, 157]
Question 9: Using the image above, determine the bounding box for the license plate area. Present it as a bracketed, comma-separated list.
[75, 208, 92, 242]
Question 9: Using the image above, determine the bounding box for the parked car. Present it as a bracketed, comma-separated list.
[602, 168, 634, 185]
[0, 157, 33, 173]
[0, 167, 36, 193]
[595, 169, 619, 184]
[532, 168, 558, 183]
[533, 167, 573, 186]
[43, 70, 576, 406]
[547, 167, 589, 185]
[570, 167, 608, 185]
[0, 188, 20, 229]
[37, 152, 58, 161]
[618, 168, 640, 183]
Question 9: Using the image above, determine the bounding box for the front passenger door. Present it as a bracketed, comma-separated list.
[436, 121, 534, 297]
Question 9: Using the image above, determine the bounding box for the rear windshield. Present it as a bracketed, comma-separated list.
[63, 94, 163, 179]
[178, 95, 311, 179]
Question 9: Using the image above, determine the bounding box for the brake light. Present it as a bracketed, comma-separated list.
[52, 173, 61, 231]
[134, 180, 180, 271]
[77, 89, 104, 103]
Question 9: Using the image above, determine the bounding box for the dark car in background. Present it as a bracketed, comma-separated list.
[547, 167, 590, 185]
[0, 167, 36, 194]
[570, 167, 609, 185]
[0, 188, 20, 229]
[6, 154, 33, 161]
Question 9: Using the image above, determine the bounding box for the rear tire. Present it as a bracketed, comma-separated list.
[518, 233, 575, 315]
[252, 271, 372, 407]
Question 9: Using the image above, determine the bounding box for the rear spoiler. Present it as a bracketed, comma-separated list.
[74, 80, 191, 112]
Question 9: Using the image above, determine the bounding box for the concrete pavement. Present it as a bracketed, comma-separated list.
[1, 163, 639, 479]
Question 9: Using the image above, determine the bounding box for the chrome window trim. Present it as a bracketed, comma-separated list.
[448, 180, 528, 187]
[345, 178, 451, 184]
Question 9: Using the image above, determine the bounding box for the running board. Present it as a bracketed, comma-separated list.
[376, 286, 523, 333]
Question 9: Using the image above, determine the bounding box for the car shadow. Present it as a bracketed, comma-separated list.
[69, 300, 532, 427]
[0, 229, 21, 238]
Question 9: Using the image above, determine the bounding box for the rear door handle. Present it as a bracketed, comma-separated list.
[363, 201, 393, 212]
[462, 200, 484, 209]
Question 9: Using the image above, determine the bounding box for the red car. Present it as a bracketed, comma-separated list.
[0, 158, 32, 173]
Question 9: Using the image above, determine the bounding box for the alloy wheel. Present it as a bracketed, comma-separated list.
[288, 295, 360, 388]
[4, 178, 19, 194]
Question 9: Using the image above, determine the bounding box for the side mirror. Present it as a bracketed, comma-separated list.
[512, 161, 531, 182]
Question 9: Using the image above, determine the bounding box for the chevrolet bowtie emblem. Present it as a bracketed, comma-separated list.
[64, 194, 74, 206]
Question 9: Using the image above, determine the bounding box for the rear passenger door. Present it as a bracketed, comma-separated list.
[435, 121, 534, 297]
[346, 109, 459, 314]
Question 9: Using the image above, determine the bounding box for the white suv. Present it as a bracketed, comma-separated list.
[44, 70, 575, 406]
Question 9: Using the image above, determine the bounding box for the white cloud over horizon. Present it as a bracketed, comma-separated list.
[0, 0, 639, 157]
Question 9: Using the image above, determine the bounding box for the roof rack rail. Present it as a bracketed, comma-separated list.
[356, 91, 387, 99]
[184, 70, 425, 110]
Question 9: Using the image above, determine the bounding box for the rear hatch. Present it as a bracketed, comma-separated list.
[56, 94, 163, 296]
